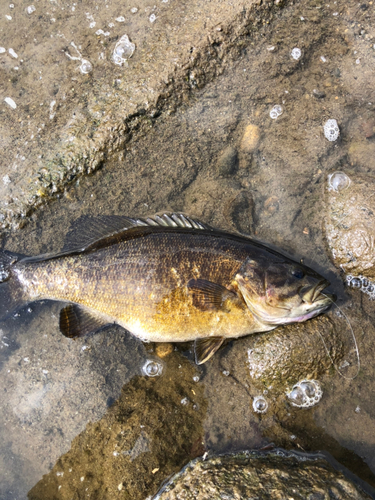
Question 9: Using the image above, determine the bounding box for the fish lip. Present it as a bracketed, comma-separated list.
[303, 279, 330, 304]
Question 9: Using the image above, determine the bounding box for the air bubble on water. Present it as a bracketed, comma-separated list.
[346, 274, 375, 299]
[80, 59, 92, 74]
[287, 380, 322, 408]
[324, 119, 340, 141]
[291, 47, 302, 60]
[142, 359, 163, 377]
[193, 375, 200, 382]
[269, 105, 283, 120]
[252, 395, 268, 414]
[327, 171, 351, 192]
[300, 381, 316, 398]
[112, 34, 135, 66]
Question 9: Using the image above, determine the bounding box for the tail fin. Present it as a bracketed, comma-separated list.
[0, 250, 26, 320]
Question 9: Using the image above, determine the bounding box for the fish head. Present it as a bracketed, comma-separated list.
[235, 258, 333, 325]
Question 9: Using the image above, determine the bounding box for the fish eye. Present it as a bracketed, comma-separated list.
[292, 269, 304, 279]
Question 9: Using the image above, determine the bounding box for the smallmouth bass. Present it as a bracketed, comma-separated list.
[0, 213, 333, 364]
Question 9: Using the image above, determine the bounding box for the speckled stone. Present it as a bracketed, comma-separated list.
[153, 450, 372, 500]
[324, 171, 375, 279]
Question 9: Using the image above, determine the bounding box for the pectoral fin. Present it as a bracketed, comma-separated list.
[59, 304, 110, 338]
[187, 279, 238, 312]
[194, 337, 225, 365]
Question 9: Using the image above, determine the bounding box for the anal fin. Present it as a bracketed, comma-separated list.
[194, 337, 224, 365]
[59, 304, 110, 338]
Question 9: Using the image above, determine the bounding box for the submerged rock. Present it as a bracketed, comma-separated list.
[246, 315, 343, 392]
[216, 146, 238, 176]
[28, 353, 207, 500]
[153, 449, 372, 499]
[324, 171, 375, 279]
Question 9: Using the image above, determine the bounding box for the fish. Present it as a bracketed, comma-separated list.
[0, 213, 333, 364]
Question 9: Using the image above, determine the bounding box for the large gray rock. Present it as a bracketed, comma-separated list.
[153, 450, 372, 500]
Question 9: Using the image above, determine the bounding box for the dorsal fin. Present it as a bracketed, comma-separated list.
[62, 213, 211, 253]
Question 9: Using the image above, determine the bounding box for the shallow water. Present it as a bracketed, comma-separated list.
[1, 0, 375, 498]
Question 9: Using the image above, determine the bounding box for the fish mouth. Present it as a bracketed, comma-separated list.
[301, 279, 331, 304]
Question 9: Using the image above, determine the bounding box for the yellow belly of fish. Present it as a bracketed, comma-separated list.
[20, 254, 270, 343]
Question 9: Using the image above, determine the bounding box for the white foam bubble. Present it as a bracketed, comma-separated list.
[287, 379, 322, 408]
[291, 47, 302, 60]
[112, 34, 135, 66]
[324, 119, 340, 141]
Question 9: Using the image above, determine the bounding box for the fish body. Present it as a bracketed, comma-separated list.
[0, 214, 333, 363]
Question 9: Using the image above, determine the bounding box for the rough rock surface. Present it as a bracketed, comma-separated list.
[324, 171, 375, 279]
[153, 450, 372, 500]
[246, 315, 344, 391]
[0, 0, 287, 232]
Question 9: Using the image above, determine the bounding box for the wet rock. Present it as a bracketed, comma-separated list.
[360, 119, 375, 139]
[246, 315, 343, 392]
[183, 178, 254, 234]
[28, 352, 207, 500]
[223, 190, 255, 234]
[240, 123, 261, 154]
[216, 146, 238, 176]
[155, 343, 174, 358]
[263, 195, 279, 216]
[154, 449, 372, 500]
[324, 171, 375, 279]
[348, 140, 375, 168]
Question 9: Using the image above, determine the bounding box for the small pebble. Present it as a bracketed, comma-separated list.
[240, 124, 260, 153]
[8, 48, 18, 58]
[155, 343, 173, 358]
[4, 97, 16, 109]
[216, 146, 238, 176]
[263, 196, 279, 216]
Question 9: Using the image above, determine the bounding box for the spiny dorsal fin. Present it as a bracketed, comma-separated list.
[62, 213, 211, 253]
[59, 304, 110, 338]
[194, 337, 224, 364]
[187, 278, 238, 311]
